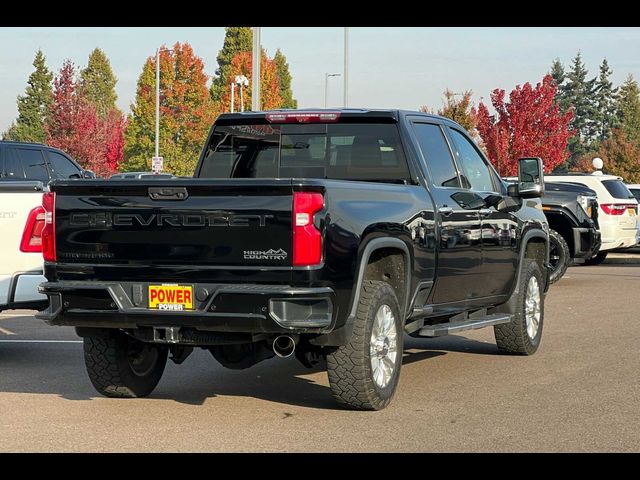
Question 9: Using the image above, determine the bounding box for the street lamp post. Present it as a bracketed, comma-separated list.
[325, 73, 341, 108]
[252, 27, 261, 111]
[344, 27, 349, 107]
[155, 47, 174, 162]
[235, 75, 249, 112]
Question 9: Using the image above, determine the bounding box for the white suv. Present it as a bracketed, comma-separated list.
[545, 174, 639, 264]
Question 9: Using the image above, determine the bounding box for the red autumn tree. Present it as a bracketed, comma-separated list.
[46, 59, 125, 177]
[474, 74, 574, 176]
[219, 50, 283, 112]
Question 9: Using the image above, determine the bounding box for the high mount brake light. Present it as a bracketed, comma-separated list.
[42, 192, 56, 262]
[266, 112, 341, 123]
[292, 192, 324, 266]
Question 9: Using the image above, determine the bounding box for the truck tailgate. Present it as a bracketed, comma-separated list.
[51, 179, 294, 267]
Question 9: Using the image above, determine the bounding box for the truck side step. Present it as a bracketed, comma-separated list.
[417, 313, 512, 337]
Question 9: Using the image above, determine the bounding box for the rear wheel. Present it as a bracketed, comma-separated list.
[548, 229, 570, 284]
[326, 280, 403, 410]
[584, 251, 608, 266]
[83, 330, 168, 398]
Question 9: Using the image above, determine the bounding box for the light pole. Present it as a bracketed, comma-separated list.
[155, 47, 174, 161]
[344, 27, 349, 107]
[235, 75, 249, 112]
[252, 27, 261, 111]
[325, 73, 341, 108]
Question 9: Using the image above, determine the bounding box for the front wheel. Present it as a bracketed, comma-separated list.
[326, 280, 404, 410]
[83, 330, 168, 398]
[548, 229, 570, 284]
[584, 251, 608, 266]
[494, 259, 544, 355]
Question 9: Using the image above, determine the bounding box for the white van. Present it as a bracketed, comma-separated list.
[544, 174, 639, 264]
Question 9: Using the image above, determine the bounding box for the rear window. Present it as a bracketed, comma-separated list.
[630, 188, 640, 202]
[602, 180, 635, 200]
[198, 123, 410, 182]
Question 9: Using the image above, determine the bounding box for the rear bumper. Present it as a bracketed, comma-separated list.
[0, 271, 48, 312]
[35, 281, 336, 334]
[572, 227, 601, 259]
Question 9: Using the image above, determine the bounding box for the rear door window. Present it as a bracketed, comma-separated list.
[602, 179, 635, 200]
[1, 148, 26, 179]
[411, 122, 460, 188]
[12, 148, 49, 182]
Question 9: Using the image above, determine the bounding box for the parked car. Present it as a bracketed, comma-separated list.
[0, 181, 48, 312]
[544, 173, 639, 265]
[0, 141, 94, 183]
[626, 183, 640, 203]
[504, 177, 601, 282]
[36, 109, 550, 410]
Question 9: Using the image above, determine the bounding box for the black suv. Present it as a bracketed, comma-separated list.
[0, 141, 94, 182]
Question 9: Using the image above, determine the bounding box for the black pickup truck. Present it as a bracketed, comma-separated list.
[542, 182, 600, 282]
[37, 110, 550, 410]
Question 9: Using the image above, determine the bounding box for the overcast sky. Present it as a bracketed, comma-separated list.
[1, 27, 640, 132]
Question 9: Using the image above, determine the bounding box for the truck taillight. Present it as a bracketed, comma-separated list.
[19, 206, 46, 253]
[42, 192, 56, 262]
[292, 192, 324, 266]
[601, 203, 635, 215]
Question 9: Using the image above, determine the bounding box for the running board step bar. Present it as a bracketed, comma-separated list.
[417, 314, 512, 337]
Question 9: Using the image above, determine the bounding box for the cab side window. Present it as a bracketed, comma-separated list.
[1, 149, 26, 179]
[12, 148, 50, 182]
[48, 151, 81, 179]
[412, 122, 460, 188]
[447, 128, 496, 192]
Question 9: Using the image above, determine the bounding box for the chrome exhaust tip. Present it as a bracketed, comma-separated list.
[273, 335, 296, 358]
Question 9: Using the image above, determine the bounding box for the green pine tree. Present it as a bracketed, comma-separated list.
[549, 58, 570, 112]
[592, 58, 618, 143]
[616, 74, 640, 144]
[274, 49, 297, 109]
[3, 50, 53, 143]
[210, 27, 253, 103]
[80, 48, 118, 116]
[564, 51, 597, 161]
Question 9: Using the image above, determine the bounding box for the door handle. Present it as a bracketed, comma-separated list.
[438, 206, 453, 217]
[479, 208, 493, 217]
[148, 187, 189, 201]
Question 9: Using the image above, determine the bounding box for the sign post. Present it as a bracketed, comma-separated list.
[152, 156, 164, 174]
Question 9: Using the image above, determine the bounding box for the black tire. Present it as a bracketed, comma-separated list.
[83, 330, 168, 398]
[548, 229, 570, 284]
[326, 280, 404, 410]
[494, 259, 544, 355]
[584, 251, 608, 266]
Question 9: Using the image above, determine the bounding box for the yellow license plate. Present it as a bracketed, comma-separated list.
[628, 208, 636, 216]
[148, 285, 193, 311]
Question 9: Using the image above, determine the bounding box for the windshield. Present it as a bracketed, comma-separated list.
[602, 179, 635, 200]
[197, 123, 410, 182]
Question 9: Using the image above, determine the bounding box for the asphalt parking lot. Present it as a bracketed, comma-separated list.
[1, 264, 639, 452]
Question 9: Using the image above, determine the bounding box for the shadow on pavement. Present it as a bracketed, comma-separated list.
[0, 333, 500, 409]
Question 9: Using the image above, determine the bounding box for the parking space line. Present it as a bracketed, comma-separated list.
[0, 326, 15, 335]
[0, 340, 82, 344]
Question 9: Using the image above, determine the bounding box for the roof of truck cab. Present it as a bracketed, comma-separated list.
[0, 140, 48, 147]
[216, 109, 458, 125]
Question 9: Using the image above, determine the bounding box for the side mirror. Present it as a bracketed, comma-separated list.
[517, 157, 544, 198]
[81, 170, 96, 179]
